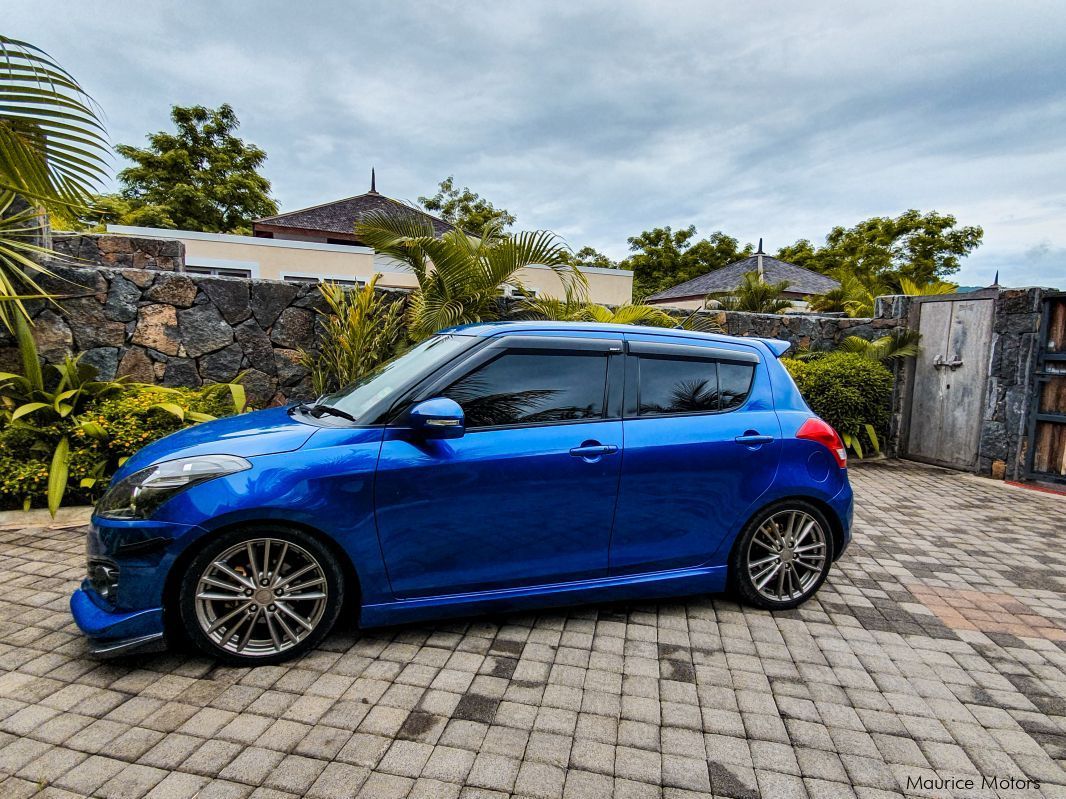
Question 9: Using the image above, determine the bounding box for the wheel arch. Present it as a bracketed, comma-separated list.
[726, 494, 846, 567]
[162, 518, 362, 645]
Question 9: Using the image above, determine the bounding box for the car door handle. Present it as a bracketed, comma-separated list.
[569, 444, 619, 457]
[735, 434, 774, 445]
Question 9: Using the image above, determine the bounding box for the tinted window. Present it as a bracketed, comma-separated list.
[719, 362, 755, 410]
[637, 356, 755, 415]
[638, 357, 719, 415]
[442, 351, 608, 428]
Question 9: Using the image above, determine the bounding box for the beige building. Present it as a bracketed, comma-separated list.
[106, 176, 633, 304]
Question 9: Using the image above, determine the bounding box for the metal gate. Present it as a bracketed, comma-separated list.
[905, 294, 995, 470]
[1024, 293, 1066, 483]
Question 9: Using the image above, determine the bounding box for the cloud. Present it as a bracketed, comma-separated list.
[7, 0, 1066, 287]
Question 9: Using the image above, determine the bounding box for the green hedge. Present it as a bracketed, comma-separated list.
[783, 353, 893, 457]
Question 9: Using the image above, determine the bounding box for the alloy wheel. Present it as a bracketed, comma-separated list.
[193, 537, 328, 657]
[745, 509, 827, 603]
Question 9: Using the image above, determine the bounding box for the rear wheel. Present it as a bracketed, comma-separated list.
[178, 526, 343, 665]
[730, 502, 834, 610]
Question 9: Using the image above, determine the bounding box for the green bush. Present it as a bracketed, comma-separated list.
[783, 352, 893, 458]
[0, 384, 246, 512]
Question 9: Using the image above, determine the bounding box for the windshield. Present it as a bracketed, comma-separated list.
[317, 334, 474, 421]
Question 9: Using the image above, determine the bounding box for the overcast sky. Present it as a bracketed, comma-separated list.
[10, 1, 1066, 287]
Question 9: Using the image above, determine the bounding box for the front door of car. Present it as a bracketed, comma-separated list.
[374, 335, 624, 598]
[609, 337, 782, 575]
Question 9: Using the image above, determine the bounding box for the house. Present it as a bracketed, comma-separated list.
[251, 169, 454, 247]
[107, 172, 634, 305]
[646, 240, 839, 310]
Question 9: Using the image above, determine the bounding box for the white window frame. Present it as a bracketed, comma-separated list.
[281, 271, 367, 288]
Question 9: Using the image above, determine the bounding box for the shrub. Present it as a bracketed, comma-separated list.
[299, 275, 405, 396]
[783, 352, 893, 458]
[0, 382, 247, 513]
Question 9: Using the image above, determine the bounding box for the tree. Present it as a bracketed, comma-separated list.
[707, 271, 792, 314]
[0, 35, 110, 329]
[621, 226, 752, 298]
[419, 176, 516, 234]
[560, 245, 623, 270]
[355, 210, 583, 340]
[777, 210, 982, 287]
[115, 104, 277, 233]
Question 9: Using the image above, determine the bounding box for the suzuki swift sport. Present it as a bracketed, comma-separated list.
[71, 322, 852, 664]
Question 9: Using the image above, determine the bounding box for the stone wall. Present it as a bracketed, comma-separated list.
[1, 263, 402, 408]
[978, 288, 1048, 479]
[48, 233, 184, 272]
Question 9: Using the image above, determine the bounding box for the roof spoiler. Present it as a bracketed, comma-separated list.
[760, 338, 792, 358]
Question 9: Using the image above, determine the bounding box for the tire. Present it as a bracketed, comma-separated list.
[178, 525, 344, 665]
[730, 500, 835, 610]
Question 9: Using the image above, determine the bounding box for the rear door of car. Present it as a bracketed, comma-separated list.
[609, 334, 782, 575]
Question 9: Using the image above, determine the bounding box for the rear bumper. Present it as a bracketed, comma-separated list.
[831, 480, 854, 559]
[70, 586, 166, 658]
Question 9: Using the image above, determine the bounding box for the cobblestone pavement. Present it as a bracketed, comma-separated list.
[1, 460, 1065, 798]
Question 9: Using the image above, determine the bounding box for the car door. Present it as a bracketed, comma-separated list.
[374, 334, 625, 598]
[609, 335, 781, 575]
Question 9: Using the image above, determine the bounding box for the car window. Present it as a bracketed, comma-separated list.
[719, 361, 755, 410]
[441, 351, 608, 428]
[637, 355, 754, 416]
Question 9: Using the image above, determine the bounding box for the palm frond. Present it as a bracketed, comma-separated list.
[898, 277, 957, 296]
[0, 36, 110, 211]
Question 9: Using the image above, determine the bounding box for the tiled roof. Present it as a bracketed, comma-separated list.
[647, 254, 840, 301]
[254, 192, 454, 238]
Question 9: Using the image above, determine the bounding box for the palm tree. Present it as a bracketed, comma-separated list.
[0, 35, 110, 329]
[836, 330, 921, 363]
[707, 271, 792, 314]
[355, 211, 586, 340]
[898, 277, 957, 296]
[519, 281, 722, 332]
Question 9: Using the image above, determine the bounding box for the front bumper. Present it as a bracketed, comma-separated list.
[71, 584, 166, 658]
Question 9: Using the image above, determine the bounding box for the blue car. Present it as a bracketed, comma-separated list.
[71, 322, 852, 664]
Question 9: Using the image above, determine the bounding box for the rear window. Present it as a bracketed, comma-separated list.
[637, 356, 754, 416]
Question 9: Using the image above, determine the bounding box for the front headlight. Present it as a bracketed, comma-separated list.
[96, 455, 251, 520]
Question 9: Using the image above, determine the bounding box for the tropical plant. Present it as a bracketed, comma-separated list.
[298, 275, 406, 396]
[836, 330, 921, 363]
[0, 313, 248, 512]
[0, 36, 109, 212]
[520, 281, 723, 332]
[783, 353, 893, 458]
[707, 271, 792, 314]
[0, 315, 126, 513]
[796, 329, 921, 365]
[898, 277, 957, 296]
[354, 209, 585, 340]
[0, 36, 110, 328]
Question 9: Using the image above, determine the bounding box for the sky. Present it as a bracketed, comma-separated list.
[10, 1, 1066, 288]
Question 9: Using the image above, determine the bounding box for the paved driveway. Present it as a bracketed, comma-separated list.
[0, 461, 1064, 799]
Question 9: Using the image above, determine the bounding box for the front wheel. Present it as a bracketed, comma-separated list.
[730, 502, 834, 610]
[178, 526, 344, 665]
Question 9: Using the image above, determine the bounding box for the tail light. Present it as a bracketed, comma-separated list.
[796, 417, 847, 468]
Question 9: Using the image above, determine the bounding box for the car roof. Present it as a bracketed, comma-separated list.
[438, 320, 790, 357]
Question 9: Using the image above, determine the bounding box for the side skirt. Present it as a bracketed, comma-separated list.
[359, 564, 729, 628]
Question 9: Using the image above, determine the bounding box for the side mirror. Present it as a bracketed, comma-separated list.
[408, 397, 465, 439]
